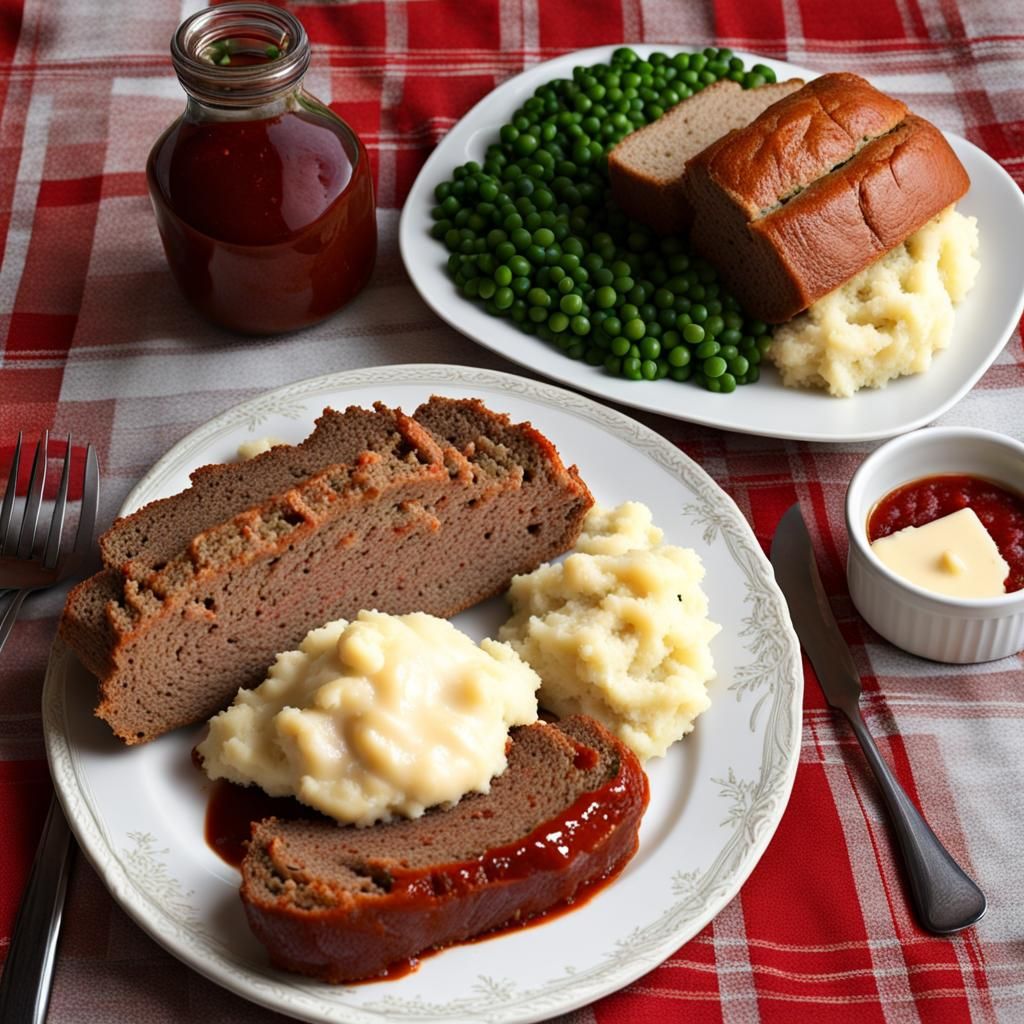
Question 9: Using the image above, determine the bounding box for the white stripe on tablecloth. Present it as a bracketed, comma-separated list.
[498, 0, 523, 59]
[0, 91, 52, 321]
[816, 716, 924, 1024]
[621, 0, 642, 43]
[713, 897, 761, 1023]
[522, 0, 540, 65]
[376, 0, 408, 211]
[111, 76, 183, 99]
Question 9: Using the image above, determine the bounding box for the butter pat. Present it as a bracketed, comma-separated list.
[870, 508, 1008, 598]
[237, 436, 286, 460]
[197, 611, 540, 825]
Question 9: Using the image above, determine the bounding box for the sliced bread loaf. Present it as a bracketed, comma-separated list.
[608, 78, 803, 234]
[684, 73, 971, 321]
[60, 397, 593, 744]
[239, 715, 649, 982]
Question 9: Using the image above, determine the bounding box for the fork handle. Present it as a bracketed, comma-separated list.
[0, 591, 27, 655]
[0, 796, 75, 1024]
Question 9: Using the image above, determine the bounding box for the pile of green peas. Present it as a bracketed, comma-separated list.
[429, 46, 776, 392]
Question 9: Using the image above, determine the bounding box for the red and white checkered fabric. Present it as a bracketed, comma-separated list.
[1, 0, 1021, 1020]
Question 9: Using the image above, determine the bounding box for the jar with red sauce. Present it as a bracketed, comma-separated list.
[147, 3, 376, 334]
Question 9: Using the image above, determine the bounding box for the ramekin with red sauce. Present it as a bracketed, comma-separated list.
[846, 427, 1024, 663]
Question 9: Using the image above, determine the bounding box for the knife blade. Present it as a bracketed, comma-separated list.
[770, 503, 986, 935]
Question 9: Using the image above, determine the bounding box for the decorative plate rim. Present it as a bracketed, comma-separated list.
[43, 363, 803, 1023]
[398, 44, 1024, 443]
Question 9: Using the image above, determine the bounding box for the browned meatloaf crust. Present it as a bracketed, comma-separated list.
[239, 716, 649, 983]
[59, 397, 593, 745]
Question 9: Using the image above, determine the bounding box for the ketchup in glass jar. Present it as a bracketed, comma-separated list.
[147, 3, 376, 334]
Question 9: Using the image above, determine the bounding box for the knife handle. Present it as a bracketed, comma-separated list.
[0, 797, 75, 1024]
[844, 708, 986, 934]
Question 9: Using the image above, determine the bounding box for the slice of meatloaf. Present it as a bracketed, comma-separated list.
[414, 396, 593, 576]
[240, 715, 649, 983]
[100, 404, 436, 577]
[60, 398, 594, 744]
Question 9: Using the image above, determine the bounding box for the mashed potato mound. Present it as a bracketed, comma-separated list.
[499, 502, 719, 762]
[769, 206, 980, 397]
[197, 611, 540, 826]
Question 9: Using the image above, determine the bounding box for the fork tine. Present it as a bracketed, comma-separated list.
[16, 430, 48, 560]
[0, 432, 22, 555]
[71, 444, 99, 561]
[42, 435, 73, 570]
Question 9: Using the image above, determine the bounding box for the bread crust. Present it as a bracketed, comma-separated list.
[685, 74, 969, 323]
[607, 79, 804, 234]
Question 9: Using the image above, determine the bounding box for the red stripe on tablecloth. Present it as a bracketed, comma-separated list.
[743, 760, 886, 1022]
[5, 312, 77, 353]
[0, 366, 64, 440]
[798, 0, 914, 42]
[31, 171, 146, 209]
[406, 0, 502, 51]
[596, 921, 723, 1023]
[0, 759, 51, 968]
[0, 437, 90, 500]
[715, 0, 787, 44]
[539, 0, 633, 49]
[295, 2, 387, 50]
[36, 174, 102, 208]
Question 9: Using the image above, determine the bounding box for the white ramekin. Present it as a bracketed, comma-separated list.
[846, 427, 1024, 663]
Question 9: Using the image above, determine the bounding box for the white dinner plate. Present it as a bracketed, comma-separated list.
[399, 46, 1024, 443]
[43, 364, 802, 1023]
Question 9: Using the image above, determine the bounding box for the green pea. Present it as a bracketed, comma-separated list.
[560, 293, 583, 315]
[682, 322, 705, 345]
[703, 355, 727, 378]
[623, 318, 646, 341]
[668, 345, 690, 368]
[639, 337, 661, 359]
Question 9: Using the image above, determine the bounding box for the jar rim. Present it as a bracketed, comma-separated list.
[171, 2, 310, 106]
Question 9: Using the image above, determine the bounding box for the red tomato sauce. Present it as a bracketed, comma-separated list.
[867, 474, 1024, 593]
[204, 742, 647, 982]
[147, 105, 375, 334]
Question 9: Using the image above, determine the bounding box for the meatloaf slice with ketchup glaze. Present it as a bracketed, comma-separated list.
[240, 715, 649, 983]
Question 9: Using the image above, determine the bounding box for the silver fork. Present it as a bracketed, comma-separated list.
[0, 433, 98, 645]
[0, 433, 99, 1024]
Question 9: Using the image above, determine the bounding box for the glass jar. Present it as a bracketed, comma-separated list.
[147, 3, 376, 334]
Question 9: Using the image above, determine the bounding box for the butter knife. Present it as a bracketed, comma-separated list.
[770, 504, 986, 934]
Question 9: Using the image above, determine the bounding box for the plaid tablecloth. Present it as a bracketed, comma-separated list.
[1, 0, 1022, 1021]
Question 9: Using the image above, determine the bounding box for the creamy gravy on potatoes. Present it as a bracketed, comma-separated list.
[197, 612, 540, 826]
